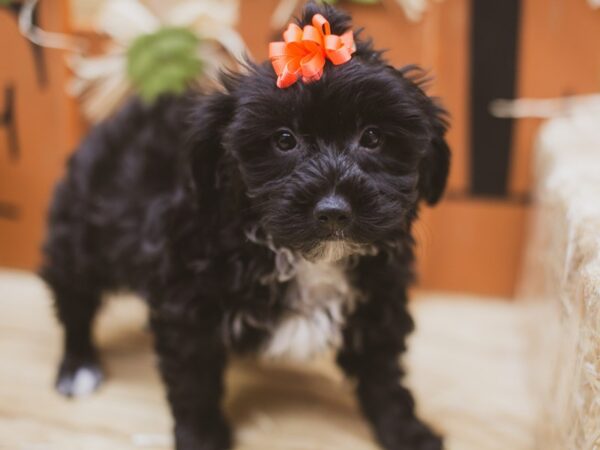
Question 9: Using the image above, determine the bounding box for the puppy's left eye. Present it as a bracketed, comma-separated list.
[273, 130, 297, 152]
[359, 127, 383, 149]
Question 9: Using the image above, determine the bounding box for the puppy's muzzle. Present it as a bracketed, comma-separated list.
[313, 194, 352, 233]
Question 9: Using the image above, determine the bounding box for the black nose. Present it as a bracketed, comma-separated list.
[314, 195, 352, 231]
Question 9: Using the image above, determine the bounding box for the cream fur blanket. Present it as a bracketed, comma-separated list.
[519, 96, 600, 450]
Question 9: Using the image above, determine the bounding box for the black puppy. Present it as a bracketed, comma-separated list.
[41, 3, 449, 450]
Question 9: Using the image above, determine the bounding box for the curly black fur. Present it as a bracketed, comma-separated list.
[41, 3, 450, 450]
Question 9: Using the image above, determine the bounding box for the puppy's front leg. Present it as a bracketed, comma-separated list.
[151, 309, 230, 450]
[338, 254, 443, 450]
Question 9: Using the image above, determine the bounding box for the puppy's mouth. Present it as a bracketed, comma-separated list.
[318, 227, 348, 241]
[303, 239, 376, 263]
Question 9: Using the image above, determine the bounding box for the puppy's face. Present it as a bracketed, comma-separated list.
[194, 7, 450, 260]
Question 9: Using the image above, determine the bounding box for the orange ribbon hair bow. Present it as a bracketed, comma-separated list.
[269, 14, 356, 89]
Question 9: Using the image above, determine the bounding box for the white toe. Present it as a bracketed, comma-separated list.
[59, 366, 103, 397]
[71, 366, 102, 396]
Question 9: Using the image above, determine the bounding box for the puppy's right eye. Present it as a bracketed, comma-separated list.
[360, 127, 383, 149]
[273, 130, 297, 151]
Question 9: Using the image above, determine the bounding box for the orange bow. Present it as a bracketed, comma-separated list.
[269, 14, 356, 89]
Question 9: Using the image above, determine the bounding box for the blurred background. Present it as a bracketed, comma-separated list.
[1, 1, 600, 450]
[1, 0, 599, 297]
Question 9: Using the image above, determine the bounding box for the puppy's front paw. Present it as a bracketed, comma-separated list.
[175, 420, 232, 450]
[379, 421, 443, 450]
[410, 431, 443, 450]
[55, 354, 103, 398]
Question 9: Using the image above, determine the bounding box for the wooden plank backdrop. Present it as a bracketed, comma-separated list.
[0, 1, 80, 269]
[511, 0, 600, 196]
[0, 0, 599, 296]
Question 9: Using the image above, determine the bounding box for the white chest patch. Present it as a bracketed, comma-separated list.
[261, 255, 359, 361]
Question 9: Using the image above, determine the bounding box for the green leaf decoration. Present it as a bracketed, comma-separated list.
[0, 0, 13, 6]
[127, 27, 202, 103]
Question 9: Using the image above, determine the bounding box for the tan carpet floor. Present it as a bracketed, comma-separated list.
[0, 270, 536, 450]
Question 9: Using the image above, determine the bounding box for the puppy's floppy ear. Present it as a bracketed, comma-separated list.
[391, 67, 450, 205]
[418, 97, 451, 205]
[186, 89, 236, 195]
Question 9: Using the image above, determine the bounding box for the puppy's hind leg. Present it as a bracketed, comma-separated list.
[42, 253, 105, 398]
[51, 281, 104, 398]
[41, 179, 108, 397]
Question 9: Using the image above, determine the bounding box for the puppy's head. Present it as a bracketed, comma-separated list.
[190, 3, 450, 261]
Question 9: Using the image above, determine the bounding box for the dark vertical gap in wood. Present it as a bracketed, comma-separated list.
[30, 5, 48, 87]
[0, 201, 20, 220]
[1, 84, 20, 162]
[2, 2, 49, 87]
[469, 0, 522, 197]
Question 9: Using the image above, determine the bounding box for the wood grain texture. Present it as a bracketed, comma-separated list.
[0, 0, 78, 269]
[510, 0, 600, 195]
[415, 198, 529, 297]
